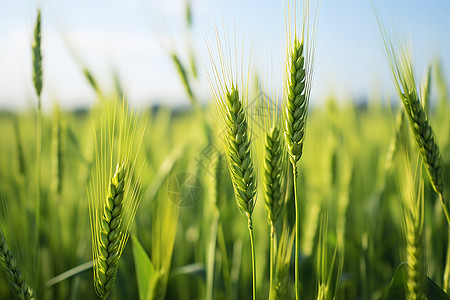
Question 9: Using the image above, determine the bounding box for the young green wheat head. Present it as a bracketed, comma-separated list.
[378, 22, 444, 198]
[87, 100, 145, 299]
[0, 229, 35, 300]
[254, 88, 287, 227]
[396, 146, 426, 300]
[284, 0, 318, 166]
[205, 28, 256, 223]
[32, 9, 42, 101]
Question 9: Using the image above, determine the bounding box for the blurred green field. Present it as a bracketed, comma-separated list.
[2, 2, 450, 300]
[1, 72, 450, 299]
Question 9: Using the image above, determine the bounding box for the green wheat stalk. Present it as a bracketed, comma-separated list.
[31, 8, 43, 288]
[316, 212, 342, 300]
[396, 148, 426, 300]
[88, 101, 145, 299]
[206, 29, 257, 300]
[378, 21, 448, 224]
[253, 87, 287, 298]
[270, 224, 295, 300]
[283, 1, 318, 298]
[13, 117, 26, 178]
[51, 104, 64, 200]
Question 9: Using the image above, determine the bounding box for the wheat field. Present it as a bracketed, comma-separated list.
[1, 1, 450, 300]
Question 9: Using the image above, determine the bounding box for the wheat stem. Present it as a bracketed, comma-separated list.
[32, 9, 43, 287]
[35, 101, 41, 281]
[293, 166, 300, 299]
[444, 230, 450, 292]
[269, 222, 275, 300]
[439, 194, 450, 227]
[248, 216, 256, 300]
[206, 216, 219, 300]
[443, 195, 450, 292]
[217, 222, 231, 298]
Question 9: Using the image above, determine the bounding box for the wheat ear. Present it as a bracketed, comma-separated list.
[32, 10, 42, 100]
[378, 22, 448, 223]
[94, 163, 126, 297]
[285, 38, 307, 167]
[263, 125, 286, 300]
[264, 127, 285, 227]
[205, 27, 257, 299]
[402, 92, 443, 196]
[0, 230, 35, 300]
[223, 87, 256, 218]
[397, 149, 425, 300]
[32, 8, 43, 287]
[223, 88, 257, 300]
[88, 101, 145, 299]
[284, 2, 318, 298]
[285, 37, 307, 300]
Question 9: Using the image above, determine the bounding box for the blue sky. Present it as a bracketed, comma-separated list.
[0, 0, 449, 110]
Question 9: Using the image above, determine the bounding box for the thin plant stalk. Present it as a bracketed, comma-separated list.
[293, 166, 300, 299]
[206, 31, 257, 300]
[32, 9, 43, 287]
[443, 194, 450, 292]
[377, 14, 449, 290]
[206, 216, 219, 300]
[269, 223, 275, 299]
[217, 222, 231, 298]
[444, 230, 450, 292]
[248, 217, 256, 300]
[207, 153, 228, 300]
[284, 2, 318, 298]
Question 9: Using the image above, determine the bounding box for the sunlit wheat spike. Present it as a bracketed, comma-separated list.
[223, 87, 256, 218]
[0, 230, 35, 300]
[94, 163, 126, 297]
[171, 53, 196, 106]
[51, 105, 64, 198]
[264, 126, 285, 225]
[284, 2, 319, 299]
[88, 100, 145, 299]
[32, 9, 43, 100]
[284, 39, 307, 165]
[204, 28, 258, 300]
[403, 90, 443, 196]
[284, 0, 318, 166]
[378, 22, 444, 197]
[396, 150, 425, 300]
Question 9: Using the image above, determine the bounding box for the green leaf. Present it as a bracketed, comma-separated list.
[44, 260, 93, 290]
[170, 263, 206, 280]
[425, 275, 450, 300]
[132, 235, 155, 300]
[385, 262, 449, 300]
[386, 262, 407, 300]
